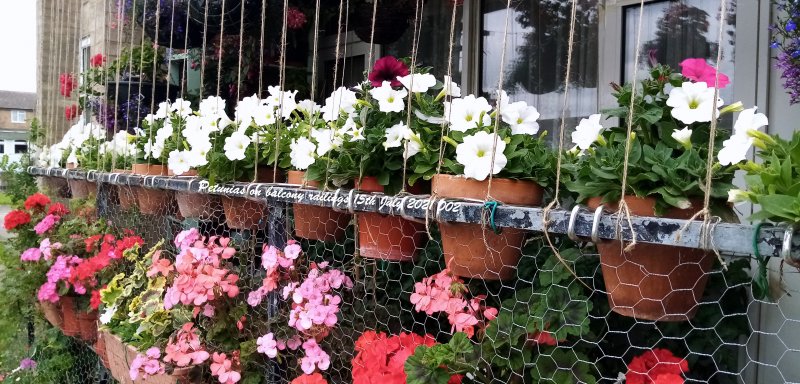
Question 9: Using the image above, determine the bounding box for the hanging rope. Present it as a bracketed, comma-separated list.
[271, 0, 290, 183]
[400, 0, 424, 194]
[322, 0, 345, 190]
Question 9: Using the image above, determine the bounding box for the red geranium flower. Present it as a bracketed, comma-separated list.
[24, 193, 51, 211]
[290, 373, 327, 384]
[90, 289, 102, 309]
[352, 331, 452, 384]
[368, 56, 409, 88]
[65, 104, 80, 120]
[48, 203, 69, 216]
[626, 348, 689, 384]
[59, 73, 76, 97]
[90, 53, 105, 68]
[4, 210, 31, 231]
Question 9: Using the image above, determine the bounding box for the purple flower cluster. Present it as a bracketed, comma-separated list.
[771, 0, 800, 104]
[88, 97, 150, 134]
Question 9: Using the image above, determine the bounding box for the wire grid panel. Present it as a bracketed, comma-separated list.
[32, 178, 781, 384]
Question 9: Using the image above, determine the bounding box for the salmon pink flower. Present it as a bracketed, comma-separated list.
[210, 353, 241, 384]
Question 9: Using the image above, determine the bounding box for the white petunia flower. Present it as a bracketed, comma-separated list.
[171, 98, 193, 117]
[414, 109, 445, 124]
[199, 96, 226, 118]
[236, 94, 261, 126]
[671, 127, 693, 149]
[384, 122, 411, 149]
[717, 134, 753, 166]
[321, 87, 358, 122]
[290, 137, 317, 170]
[186, 144, 210, 168]
[265, 86, 298, 119]
[727, 189, 750, 204]
[397, 73, 437, 93]
[444, 95, 493, 132]
[571, 114, 605, 150]
[296, 99, 321, 116]
[311, 128, 338, 156]
[253, 104, 278, 127]
[501, 101, 540, 135]
[666, 82, 722, 125]
[442, 75, 461, 97]
[455, 131, 507, 181]
[167, 150, 192, 175]
[403, 132, 422, 159]
[154, 101, 171, 120]
[369, 81, 408, 113]
[99, 305, 117, 324]
[143, 113, 157, 126]
[224, 130, 251, 161]
[732, 107, 769, 137]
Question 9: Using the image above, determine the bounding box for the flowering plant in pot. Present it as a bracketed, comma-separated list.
[562, 59, 753, 321]
[57, 119, 107, 199]
[163, 96, 231, 219]
[426, 87, 555, 280]
[100, 228, 252, 383]
[133, 99, 197, 215]
[196, 88, 298, 229]
[99, 130, 140, 210]
[248, 241, 353, 383]
[318, 57, 458, 261]
[285, 98, 353, 242]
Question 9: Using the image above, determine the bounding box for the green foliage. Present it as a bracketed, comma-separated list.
[405, 333, 478, 384]
[0, 155, 37, 205]
[740, 130, 800, 224]
[564, 64, 736, 214]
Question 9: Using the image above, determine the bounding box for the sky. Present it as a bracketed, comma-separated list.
[0, 2, 37, 93]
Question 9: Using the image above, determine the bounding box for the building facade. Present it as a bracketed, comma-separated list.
[0, 91, 36, 163]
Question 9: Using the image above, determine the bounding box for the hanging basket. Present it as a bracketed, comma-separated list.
[288, 171, 351, 242]
[59, 296, 81, 337]
[353, 0, 416, 45]
[39, 301, 63, 328]
[134, 0, 203, 49]
[432, 174, 542, 280]
[356, 176, 425, 261]
[169, 170, 222, 220]
[587, 196, 714, 322]
[132, 164, 176, 215]
[113, 169, 137, 211]
[188, 0, 263, 37]
[77, 311, 99, 343]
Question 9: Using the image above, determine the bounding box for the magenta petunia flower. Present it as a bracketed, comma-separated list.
[368, 56, 409, 88]
[679, 58, 730, 89]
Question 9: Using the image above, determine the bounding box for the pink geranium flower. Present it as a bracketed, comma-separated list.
[257, 333, 278, 358]
[210, 353, 241, 384]
[34, 214, 60, 235]
[679, 58, 730, 89]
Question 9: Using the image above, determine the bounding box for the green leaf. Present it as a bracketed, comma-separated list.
[405, 348, 452, 384]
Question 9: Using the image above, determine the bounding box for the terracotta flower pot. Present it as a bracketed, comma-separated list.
[40, 176, 69, 198]
[132, 164, 176, 215]
[112, 169, 137, 210]
[102, 330, 188, 384]
[39, 301, 63, 328]
[432, 174, 543, 280]
[169, 170, 222, 219]
[356, 176, 425, 261]
[59, 296, 81, 337]
[219, 170, 280, 230]
[77, 311, 99, 342]
[587, 196, 714, 322]
[288, 171, 352, 242]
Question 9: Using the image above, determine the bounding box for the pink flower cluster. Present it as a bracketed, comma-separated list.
[33, 214, 60, 235]
[129, 347, 165, 380]
[250, 242, 352, 381]
[210, 352, 241, 384]
[410, 269, 498, 338]
[284, 263, 352, 333]
[22, 238, 62, 262]
[158, 229, 240, 316]
[37, 255, 82, 303]
[679, 58, 730, 89]
[163, 322, 211, 367]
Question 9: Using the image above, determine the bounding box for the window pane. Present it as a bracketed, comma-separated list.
[14, 142, 27, 154]
[623, 0, 736, 102]
[383, 1, 463, 81]
[480, 0, 599, 140]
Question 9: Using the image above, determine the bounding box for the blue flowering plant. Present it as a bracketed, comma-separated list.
[771, 0, 800, 104]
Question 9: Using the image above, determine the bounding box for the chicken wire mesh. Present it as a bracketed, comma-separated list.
[17, 0, 800, 383]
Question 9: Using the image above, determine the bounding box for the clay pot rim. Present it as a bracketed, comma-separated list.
[431, 173, 544, 207]
[586, 195, 704, 220]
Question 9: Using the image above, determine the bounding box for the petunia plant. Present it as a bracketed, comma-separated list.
[564, 59, 751, 215]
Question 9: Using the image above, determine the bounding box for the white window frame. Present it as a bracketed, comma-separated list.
[10, 110, 26, 123]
